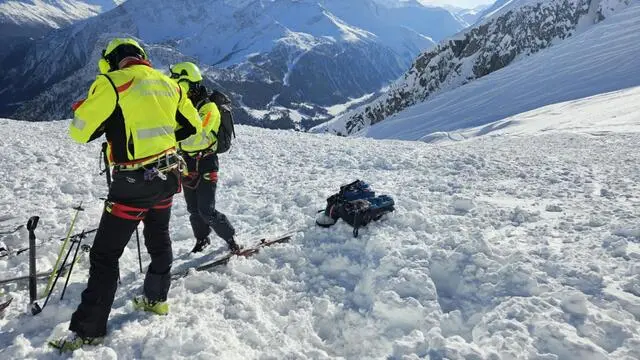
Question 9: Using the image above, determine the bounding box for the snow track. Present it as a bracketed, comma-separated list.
[1, 117, 639, 359]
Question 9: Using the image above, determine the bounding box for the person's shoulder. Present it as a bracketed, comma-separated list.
[199, 100, 217, 112]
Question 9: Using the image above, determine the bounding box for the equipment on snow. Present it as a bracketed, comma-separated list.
[0, 227, 96, 259]
[172, 232, 293, 279]
[43, 203, 83, 298]
[0, 259, 82, 286]
[60, 229, 89, 301]
[27, 216, 40, 314]
[0, 224, 25, 258]
[0, 297, 12, 316]
[209, 91, 235, 154]
[34, 227, 92, 315]
[0, 224, 24, 235]
[316, 180, 395, 237]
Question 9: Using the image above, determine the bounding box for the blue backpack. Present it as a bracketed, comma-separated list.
[316, 180, 395, 237]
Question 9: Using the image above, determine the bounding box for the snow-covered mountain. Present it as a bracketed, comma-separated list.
[0, 0, 467, 129]
[1, 85, 640, 357]
[441, 3, 494, 26]
[0, 0, 125, 58]
[318, 0, 636, 136]
[363, 1, 640, 141]
[0, 0, 124, 37]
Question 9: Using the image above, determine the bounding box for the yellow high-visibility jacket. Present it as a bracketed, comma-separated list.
[70, 63, 201, 164]
[177, 83, 221, 154]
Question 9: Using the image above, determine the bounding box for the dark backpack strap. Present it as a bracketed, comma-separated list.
[100, 74, 119, 103]
[352, 213, 360, 237]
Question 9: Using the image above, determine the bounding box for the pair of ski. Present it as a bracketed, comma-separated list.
[171, 232, 294, 280]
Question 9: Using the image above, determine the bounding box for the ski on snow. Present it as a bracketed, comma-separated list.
[172, 232, 294, 280]
[0, 224, 24, 236]
[0, 297, 12, 315]
[0, 224, 25, 257]
[0, 259, 80, 286]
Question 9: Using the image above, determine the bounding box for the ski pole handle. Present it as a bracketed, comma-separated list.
[27, 216, 39, 311]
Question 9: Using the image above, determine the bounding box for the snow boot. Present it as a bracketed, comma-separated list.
[191, 237, 210, 253]
[132, 295, 169, 315]
[226, 237, 241, 253]
[48, 333, 103, 353]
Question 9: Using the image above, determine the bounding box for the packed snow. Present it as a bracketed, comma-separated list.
[442, 86, 640, 142]
[1, 100, 640, 358]
[364, 2, 640, 142]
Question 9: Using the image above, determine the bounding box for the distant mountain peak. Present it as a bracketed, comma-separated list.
[0, 0, 467, 130]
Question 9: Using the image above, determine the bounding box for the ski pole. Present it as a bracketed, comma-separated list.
[136, 227, 143, 273]
[60, 235, 84, 301]
[11, 227, 97, 257]
[27, 216, 41, 315]
[34, 233, 76, 314]
[43, 203, 83, 298]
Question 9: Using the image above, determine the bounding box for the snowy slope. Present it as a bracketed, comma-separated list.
[441, 3, 494, 26]
[317, 0, 635, 136]
[0, 0, 467, 129]
[2, 96, 640, 358]
[419, 86, 640, 143]
[363, 4, 640, 141]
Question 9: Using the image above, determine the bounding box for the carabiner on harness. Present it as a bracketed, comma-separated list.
[144, 167, 167, 181]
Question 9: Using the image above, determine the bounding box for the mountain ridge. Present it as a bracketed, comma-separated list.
[316, 0, 634, 136]
[1, 0, 467, 129]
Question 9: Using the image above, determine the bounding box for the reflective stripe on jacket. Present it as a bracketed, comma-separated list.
[70, 63, 202, 164]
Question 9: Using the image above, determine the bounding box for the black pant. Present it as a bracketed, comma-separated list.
[183, 153, 235, 242]
[69, 170, 179, 338]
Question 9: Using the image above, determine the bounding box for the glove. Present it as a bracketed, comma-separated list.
[209, 89, 231, 107]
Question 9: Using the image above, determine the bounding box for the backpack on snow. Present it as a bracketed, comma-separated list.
[209, 90, 235, 154]
[316, 180, 395, 237]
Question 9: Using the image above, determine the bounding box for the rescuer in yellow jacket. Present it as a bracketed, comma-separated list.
[169, 62, 240, 254]
[51, 38, 201, 352]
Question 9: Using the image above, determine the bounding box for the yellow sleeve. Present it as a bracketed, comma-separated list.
[198, 102, 221, 134]
[69, 75, 117, 143]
